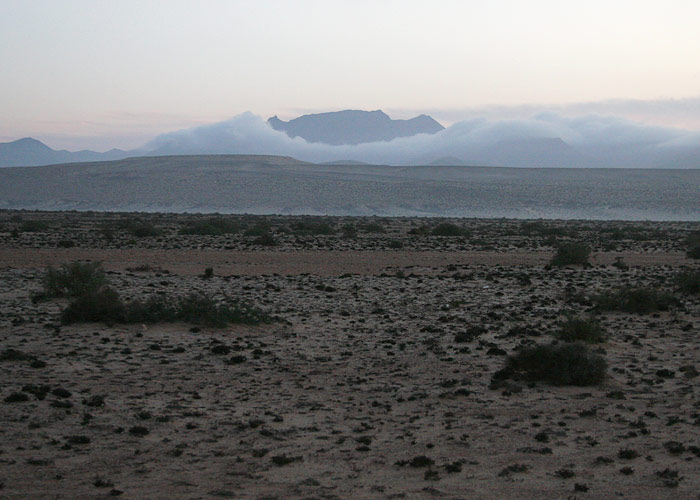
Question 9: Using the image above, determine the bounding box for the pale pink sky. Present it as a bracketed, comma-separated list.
[2, 0, 700, 150]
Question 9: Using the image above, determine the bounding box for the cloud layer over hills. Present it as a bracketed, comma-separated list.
[146, 111, 700, 168]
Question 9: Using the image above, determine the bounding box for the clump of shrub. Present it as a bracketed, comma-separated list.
[180, 218, 239, 236]
[550, 242, 590, 266]
[557, 316, 606, 343]
[38, 262, 107, 300]
[387, 239, 404, 249]
[56, 239, 76, 248]
[500, 343, 607, 386]
[62, 291, 272, 327]
[593, 286, 680, 314]
[341, 224, 358, 238]
[431, 222, 466, 237]
[676, 269, 700, 294]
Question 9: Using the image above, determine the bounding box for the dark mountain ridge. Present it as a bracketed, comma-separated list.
[268, 109, 445, 145]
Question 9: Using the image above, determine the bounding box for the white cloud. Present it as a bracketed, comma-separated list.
[145, 111, 700, 167]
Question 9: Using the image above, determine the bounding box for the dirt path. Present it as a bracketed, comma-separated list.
[0, 248, 691, 276]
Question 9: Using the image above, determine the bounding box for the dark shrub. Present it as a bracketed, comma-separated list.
[387, 239, 404, 249]
[676, 269, 700, 294]
[203, 267, 214, 279]
[550, 242, 590, 266]
[408, 225, 431, 236]
[557, 317, 606, 343]
[180, 218, 239, 236]
[505, 343, 607, 386]
[41, 262, 107, 298]
[594, 286, 680, 314]
[431, 222, 465, 237]
[61, 287, 125, 324]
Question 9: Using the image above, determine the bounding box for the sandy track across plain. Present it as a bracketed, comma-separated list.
[0, 248, 691, 276]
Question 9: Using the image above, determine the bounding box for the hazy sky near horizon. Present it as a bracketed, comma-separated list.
[2, 0, 700, 151]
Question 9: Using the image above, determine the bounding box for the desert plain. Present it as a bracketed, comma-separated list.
[1, 210, 699, 499]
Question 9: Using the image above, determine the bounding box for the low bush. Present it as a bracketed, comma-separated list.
[550, 242, 590, 266]
[243, 222, 272, 237]
[593, 286, 680, 314]
[504, 343, 607, 386]
[557, 316, 606, 343]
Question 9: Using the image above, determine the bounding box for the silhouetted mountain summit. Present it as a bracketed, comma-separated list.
[267, 110, 445, 145]
[0, 137, 130, 167]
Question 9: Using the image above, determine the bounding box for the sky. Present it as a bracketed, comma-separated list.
[2, 0, 700, 151]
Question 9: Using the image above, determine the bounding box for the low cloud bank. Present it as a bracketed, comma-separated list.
[145, 112, 700, 167]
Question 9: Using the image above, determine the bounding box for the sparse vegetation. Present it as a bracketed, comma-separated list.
[550, 242, 590, 266]
[501, 343, 607, 386]
[594, 286, 680, 314]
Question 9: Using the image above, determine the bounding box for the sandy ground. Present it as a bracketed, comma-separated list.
[1, 211, 699, 499]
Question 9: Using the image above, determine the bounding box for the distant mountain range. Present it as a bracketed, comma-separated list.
[267, 109, 445, 145]
[0, 137, 131, 167]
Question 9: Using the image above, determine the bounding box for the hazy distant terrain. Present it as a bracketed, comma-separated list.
[0, 155, 697, 220]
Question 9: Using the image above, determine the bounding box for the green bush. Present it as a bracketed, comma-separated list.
[180, 218, 239, 236]
[594, 286, 680, 314]
[431, 222, 466, 237]
[550, 242, 590, 266]
[41, 262, 107, 298]
[506, 343, 607, 386]
[557, 317, 606, 343]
